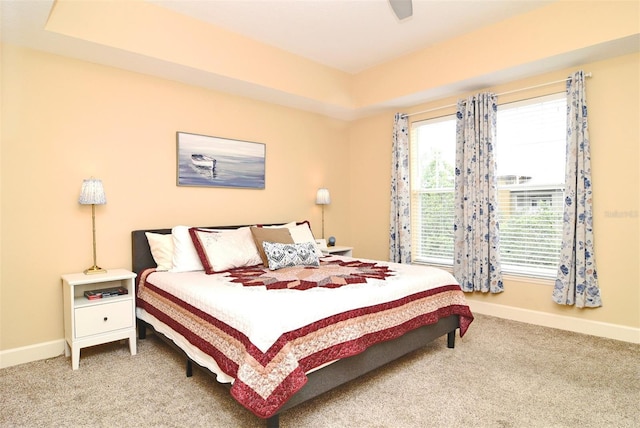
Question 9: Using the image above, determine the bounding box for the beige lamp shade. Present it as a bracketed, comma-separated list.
[316, 188, 331, 205]
[79, 178, 106, 205]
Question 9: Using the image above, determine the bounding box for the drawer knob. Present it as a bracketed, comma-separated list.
[103, 317, 108, 322]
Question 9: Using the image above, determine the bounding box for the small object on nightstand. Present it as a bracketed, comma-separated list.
[83, 287, 128, 300]
[62, 269, 137, 370]
[328, 236, 336, 247]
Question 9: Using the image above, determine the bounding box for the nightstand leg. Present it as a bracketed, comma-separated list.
[129, 333, 137, 356]
[72, 345, 80, 370]
[64, 340, 71, 357]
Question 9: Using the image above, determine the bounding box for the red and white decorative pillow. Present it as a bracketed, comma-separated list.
[189, 227, 262, 274]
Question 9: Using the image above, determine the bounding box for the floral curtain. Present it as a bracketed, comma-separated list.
[389, 113, 411, 263]
[552, 71, 602, 307]
[453, 93, 504, 293]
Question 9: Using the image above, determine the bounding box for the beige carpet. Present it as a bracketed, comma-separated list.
[1, 314, 638, 428]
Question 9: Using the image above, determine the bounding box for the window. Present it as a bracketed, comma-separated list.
[410, 116, 456, 265]
[410, 93, 566, 277]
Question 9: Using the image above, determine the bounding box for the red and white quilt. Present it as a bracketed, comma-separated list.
[136, 256, 473, 418]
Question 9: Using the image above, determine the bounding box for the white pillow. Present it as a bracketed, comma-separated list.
[145, 232, 174, 271]
[190, 227, 262, 273]
[286, 223, 324, 257]
[170, 225, 204, 272]
[262, 223, 286, 228]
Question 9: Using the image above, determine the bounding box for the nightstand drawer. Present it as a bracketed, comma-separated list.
[74, 300, 134, 338]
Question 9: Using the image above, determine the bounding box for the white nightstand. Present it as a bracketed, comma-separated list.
[322, 245, 353, 257]
[62, 269, 137, 370]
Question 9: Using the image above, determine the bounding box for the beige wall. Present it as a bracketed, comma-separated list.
[349, 52, 640, 332]
[1, 0, 638, 358]
[0, 45, 351, 350]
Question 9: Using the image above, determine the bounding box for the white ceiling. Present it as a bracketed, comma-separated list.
[148, 0, 554, 74]
[1, 1, 637, 119]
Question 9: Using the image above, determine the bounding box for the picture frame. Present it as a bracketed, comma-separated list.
[176, 131, 266, 189]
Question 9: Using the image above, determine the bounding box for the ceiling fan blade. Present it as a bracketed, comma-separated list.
[389, 0, 413, 20]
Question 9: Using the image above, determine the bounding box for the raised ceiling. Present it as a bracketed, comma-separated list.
[1, 1, 638, 119]
[148, 0, 554, 74]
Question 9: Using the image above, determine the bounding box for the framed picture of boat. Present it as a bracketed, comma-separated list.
[176, 132, 266, 189]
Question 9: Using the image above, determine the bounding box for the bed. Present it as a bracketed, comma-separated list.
[132, 223, 473, 427]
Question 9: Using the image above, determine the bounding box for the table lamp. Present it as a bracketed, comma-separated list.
[79, 178, 107, 274]
[316, 187, 331, 239]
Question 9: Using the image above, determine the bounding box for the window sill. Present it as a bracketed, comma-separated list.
[502, 272, 555, 286]
[411, 261, 556, 286]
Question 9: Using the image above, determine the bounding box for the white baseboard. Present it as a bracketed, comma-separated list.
[0, 339, 65, 369]
[1, 304, 638, 369]
[467, 300, 640, 344]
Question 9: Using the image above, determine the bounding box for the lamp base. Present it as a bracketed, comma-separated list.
[84, 266, 107, 275]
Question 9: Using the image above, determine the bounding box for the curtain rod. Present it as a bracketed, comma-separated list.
[402, 72, 592, 118]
